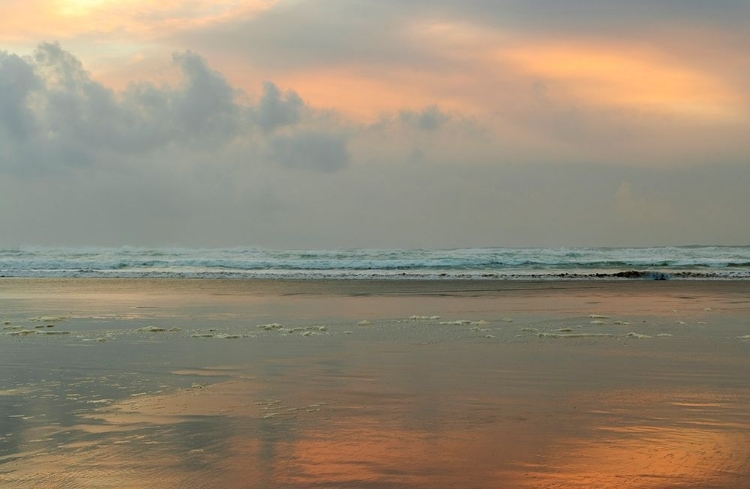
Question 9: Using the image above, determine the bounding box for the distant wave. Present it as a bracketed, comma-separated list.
[1, 246, 749, 279]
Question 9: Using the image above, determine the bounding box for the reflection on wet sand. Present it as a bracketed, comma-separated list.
[534, 426, 746, 489]
[521, 389, 750, 488]
[5, 352, 750, 488]
[2, 279, 750, 487]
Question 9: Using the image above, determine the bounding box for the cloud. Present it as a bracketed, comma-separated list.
[172, 1, 434, 71]
[155, 0, 750, 150]
[269, 131, 348, 172]
[0, 51, 39, 140]
[0, 42, 749, 248]
[1, 43, 241, 173]
[0, 42, 351, 178]
[170, 51, 239, 137]
[255, 81, 304, 132]
[399, 105, 449, 131]
[399, 0, 750, 38]
[172, 1, 750, 78]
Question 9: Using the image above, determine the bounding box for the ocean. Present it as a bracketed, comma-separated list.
[1, 246, 749, 280]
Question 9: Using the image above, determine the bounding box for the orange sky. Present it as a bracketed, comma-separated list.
[1, 1, 745, 125]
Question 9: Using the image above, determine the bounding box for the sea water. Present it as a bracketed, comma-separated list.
[1, 246, 749, 279]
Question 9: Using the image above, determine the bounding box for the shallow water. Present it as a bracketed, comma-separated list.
[1, 279, 750, 487]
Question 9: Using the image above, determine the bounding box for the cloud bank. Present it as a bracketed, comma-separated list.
[0, 40, 748, 248]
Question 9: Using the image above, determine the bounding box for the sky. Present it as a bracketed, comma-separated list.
[0, 0, 748, 248]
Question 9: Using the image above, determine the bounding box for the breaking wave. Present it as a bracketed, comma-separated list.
[1, 246, 749, 279]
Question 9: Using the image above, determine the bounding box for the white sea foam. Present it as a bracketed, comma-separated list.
[539, 332, 613, 338]
[138, 326, 166, 332]
[626, 332, 652, 339]
[29, 316, 67, 322]
[7, 330, 36, 336]
[257, 323, 284, 330]
[6, 329, 70, 336]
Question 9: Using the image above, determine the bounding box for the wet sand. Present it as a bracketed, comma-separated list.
[1, 278, 750, 488]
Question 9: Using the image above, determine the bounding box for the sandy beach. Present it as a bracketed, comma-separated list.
[1, 278, 749, 488]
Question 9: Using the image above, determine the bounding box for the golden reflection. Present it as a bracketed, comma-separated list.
[532, 427, 747, 488]
[521, 388, 750, 488]
[9, 386, 749, 488]
[83, 376, 264, 427]
[269, 422, 534, 488]
[6, 366, 749, 488]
